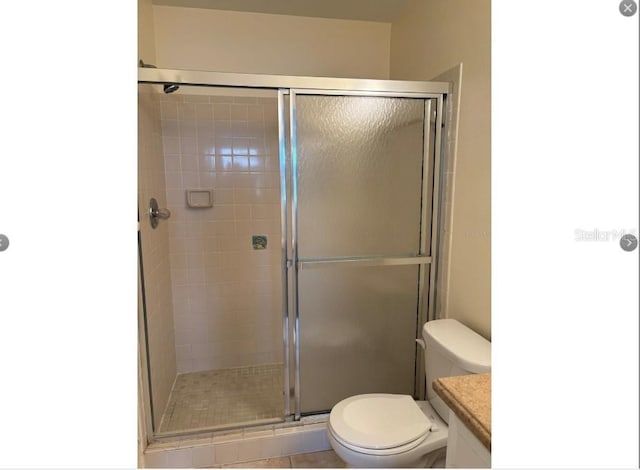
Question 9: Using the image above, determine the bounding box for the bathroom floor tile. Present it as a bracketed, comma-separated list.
[211, 451, 344, 468]
[289, 450, 346, 468]
[159, 363, 284, 432]
[222, 456, 292, 468]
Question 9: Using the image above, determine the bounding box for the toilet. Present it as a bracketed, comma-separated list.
[327, 319, 491, 468]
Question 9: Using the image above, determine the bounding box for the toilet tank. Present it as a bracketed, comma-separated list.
[422, 319, 491, 423]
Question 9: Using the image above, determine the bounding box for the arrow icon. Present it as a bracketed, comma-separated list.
[620, 234, 638, 252]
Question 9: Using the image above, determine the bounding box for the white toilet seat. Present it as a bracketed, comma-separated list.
[329, 394, 433, 455]
[328, 421, 430, 456]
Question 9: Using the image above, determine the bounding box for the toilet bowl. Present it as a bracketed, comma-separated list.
[328, 395, 448, 467]
[327, 319, 490, 468]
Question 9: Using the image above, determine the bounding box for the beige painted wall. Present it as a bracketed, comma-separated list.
[138, 0, 157, 64]
[152, 6, 391, 78]
[390, 0, 491, 339]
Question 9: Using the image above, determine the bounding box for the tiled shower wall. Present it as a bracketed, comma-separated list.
[138, 85, 178, 427]
[159, 91, 283, 373]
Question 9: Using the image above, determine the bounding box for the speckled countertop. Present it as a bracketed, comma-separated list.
[433, 373, 491, 450]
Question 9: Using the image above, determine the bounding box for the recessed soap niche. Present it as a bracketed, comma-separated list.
[186, 189, 213, 208]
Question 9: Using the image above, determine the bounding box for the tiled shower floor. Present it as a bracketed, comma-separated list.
[159, 363, 285, 433]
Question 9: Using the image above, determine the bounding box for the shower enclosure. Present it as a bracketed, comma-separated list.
[138, 68, 448, 439]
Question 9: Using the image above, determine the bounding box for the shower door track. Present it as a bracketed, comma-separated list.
[138, 67, 449, 434]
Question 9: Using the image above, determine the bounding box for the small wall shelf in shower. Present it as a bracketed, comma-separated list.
[186, 189, 213, 208]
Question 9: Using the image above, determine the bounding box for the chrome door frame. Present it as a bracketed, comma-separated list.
[138, 67, 448, 426]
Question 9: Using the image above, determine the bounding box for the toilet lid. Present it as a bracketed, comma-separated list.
[329, 394, 432, 450]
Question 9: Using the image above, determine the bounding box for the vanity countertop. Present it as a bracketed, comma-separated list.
[433, 373, 491, 450]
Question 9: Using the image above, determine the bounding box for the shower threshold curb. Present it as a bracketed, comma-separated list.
[144, 415, 330, 468]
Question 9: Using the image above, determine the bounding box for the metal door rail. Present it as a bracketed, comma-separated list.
[297, 255, 431, 269]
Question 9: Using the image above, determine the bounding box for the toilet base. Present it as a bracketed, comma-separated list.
[341, 450, 445, 468]
[424, 448, 446, 468]
[329, 427, 447, 468]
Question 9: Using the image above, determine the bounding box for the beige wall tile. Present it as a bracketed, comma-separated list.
[161, 93, 283, 372]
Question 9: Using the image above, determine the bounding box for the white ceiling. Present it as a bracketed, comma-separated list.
[152, 0, 409, 22]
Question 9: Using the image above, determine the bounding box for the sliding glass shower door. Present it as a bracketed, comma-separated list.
[138, 66, 449, 437]
[285, 92, 439, 415]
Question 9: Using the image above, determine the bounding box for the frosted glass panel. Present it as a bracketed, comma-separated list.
[296, 95, 425, 258]
[298, 265, 419, 413]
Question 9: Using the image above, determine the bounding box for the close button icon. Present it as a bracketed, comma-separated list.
[620, 0, 638, 16]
